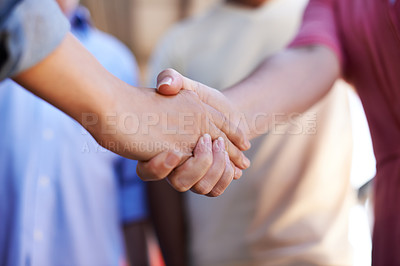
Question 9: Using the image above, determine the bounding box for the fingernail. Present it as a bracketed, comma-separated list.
[165, 152, 180, 168]
[204, 134, 211, 143]
[214, 139, 220, 150]
[200, 136, 205, 146]
[204, 134, 212, 151]
[243, 156, 251, 168]
[157, 77, 172, 89]
[218, 137, 225, 150]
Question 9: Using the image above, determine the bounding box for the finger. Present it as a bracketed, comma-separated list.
[205, 104, 250, 151]
[136, 150, 183, 181]
[208, 123, 250, 170]
[191, 137, 226, 195]
[157, 68, 213, 97]
[207, 151, 235, 197]
[234, 166, 243, 180]
[167, 134, 213, 192]
[156, 68, 184, 96]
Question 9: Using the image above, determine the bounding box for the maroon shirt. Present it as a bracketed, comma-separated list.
[291, 0, 400, 265]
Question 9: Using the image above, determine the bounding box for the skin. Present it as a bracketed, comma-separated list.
[56, 0, 80, 17]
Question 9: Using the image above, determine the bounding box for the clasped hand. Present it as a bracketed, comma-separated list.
[137, 69, 251, 197]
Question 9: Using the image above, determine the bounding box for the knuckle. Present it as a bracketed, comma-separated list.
[147, 162, 167, 180]
[208, 170, 234, 197]
[229, 147, 241, 163]
[136, 163, 156, 181]
[208, 188, 224, 197]
[136, 167, 146, 181]
[193, 180, 213, 195]
[163, 68, 174, 75]
[170, 178, 191, 193]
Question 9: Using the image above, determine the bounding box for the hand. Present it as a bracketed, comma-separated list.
[156, 69, 248, 139]
[137, 134, 243, 196]
[93, 83, 250, 168]
[136, 69, 247, 196]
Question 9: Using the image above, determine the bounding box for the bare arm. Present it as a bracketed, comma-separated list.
[225, 46, 341, 139]
[153, 46, 340, 140]
[14, 33, 118, 127]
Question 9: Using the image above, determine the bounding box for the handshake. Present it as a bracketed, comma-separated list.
[87, 69, 252, 197]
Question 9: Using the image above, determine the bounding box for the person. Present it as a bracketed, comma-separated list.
[147, 0, 355, 265]
[1, 0, 251, 195]
[146, 0, 400, 264]
[0, 1, 151, 265]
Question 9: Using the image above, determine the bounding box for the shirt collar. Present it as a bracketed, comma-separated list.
[69, 6, 92, 35]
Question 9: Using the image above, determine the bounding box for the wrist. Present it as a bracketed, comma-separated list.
[224, 86, 268, 140]
[86, 79, 147, 159]
[223, 88, 254, 140]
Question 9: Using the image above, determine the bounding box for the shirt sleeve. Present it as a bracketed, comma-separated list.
[0, 0, 70, 80]
[289, 0, 344, 64]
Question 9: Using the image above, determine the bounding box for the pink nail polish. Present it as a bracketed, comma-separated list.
[204, 134, 211, 143]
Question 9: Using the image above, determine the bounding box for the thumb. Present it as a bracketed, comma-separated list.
[156, 68, 184, 96]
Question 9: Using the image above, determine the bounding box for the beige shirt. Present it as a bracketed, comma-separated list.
[149, 0, 354, 265]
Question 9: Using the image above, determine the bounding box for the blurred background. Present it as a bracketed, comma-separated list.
[81, 0, 219, 81]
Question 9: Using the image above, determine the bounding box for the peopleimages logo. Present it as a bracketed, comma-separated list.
[79, 111, 318, 153]
[81, 111, 318, 137]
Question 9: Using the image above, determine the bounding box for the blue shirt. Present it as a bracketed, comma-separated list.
[0, 7, 147, 266]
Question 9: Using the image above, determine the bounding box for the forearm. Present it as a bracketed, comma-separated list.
[13, 33, 150, 158]
[14, 33, 122, 124]
[225, 46, 341, 139]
